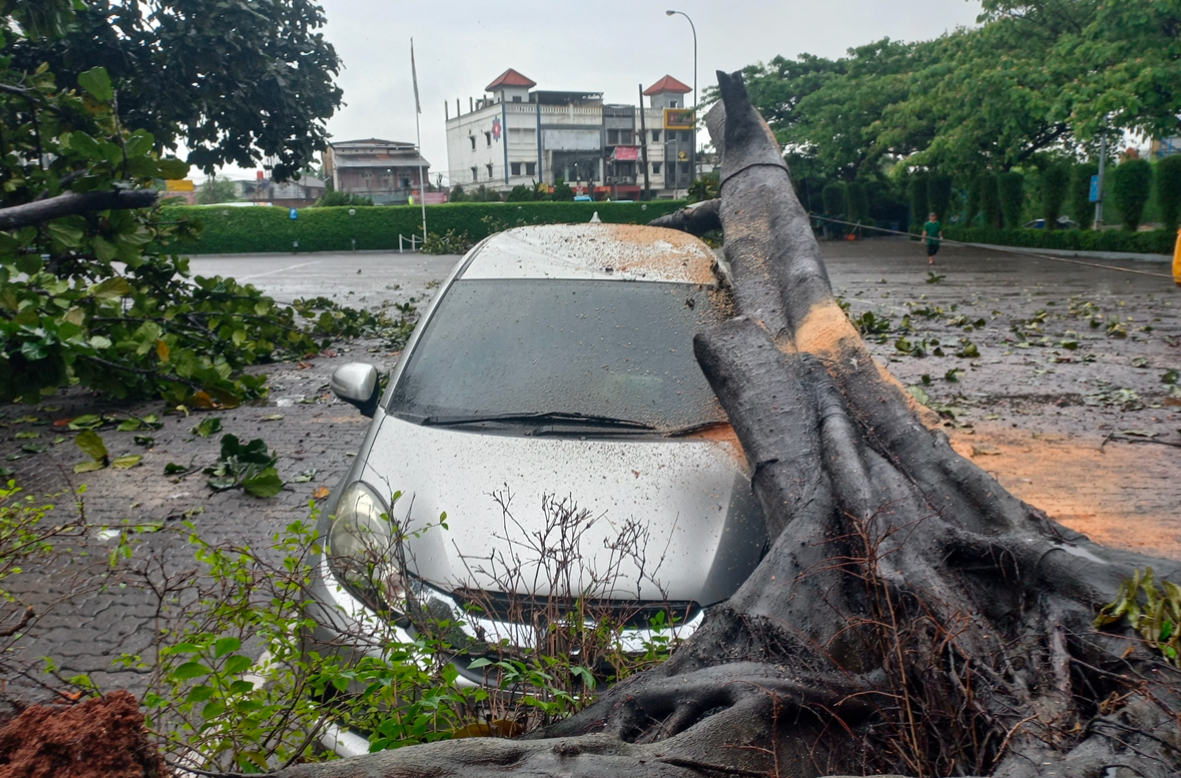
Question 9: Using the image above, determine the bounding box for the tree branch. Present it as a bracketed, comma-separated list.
[0, 189, 159, 231]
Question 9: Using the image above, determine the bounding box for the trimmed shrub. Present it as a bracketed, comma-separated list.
[822, 183, 846, 216]
[927, 174, 952, 224]
[963, 176, 981, 227]
[908, 173, 929, 230]
[1040, 163, 1070, 230]
[1069, 163, 1098, 231]
[845, 181, 869, 226]
[979, 174, 1002, 228]
[1156, 155, 1181, 234]
[163, 201, 687, 255]
[944, 225, 1175, 255]
[1111, 159, 1153, 231]
[998, 171, 1025, 229]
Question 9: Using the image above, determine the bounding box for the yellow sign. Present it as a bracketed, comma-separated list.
[1173, 227, 1181, 287]
[664, 108, 696, 131]
[165, 179, 196, 192]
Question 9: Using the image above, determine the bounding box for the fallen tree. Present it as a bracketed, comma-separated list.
[275, 72, 1181, 778]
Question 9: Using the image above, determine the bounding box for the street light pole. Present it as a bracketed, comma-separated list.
[666, 10, 697, 186]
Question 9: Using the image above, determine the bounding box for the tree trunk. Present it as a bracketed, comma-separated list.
[277, 72, 1181, 778]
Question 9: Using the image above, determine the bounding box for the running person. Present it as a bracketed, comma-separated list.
[921, 212, 943, 265]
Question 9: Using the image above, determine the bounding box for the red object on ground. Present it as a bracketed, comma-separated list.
[0, 690, 164, 778]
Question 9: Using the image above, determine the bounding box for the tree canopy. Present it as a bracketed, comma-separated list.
[11, 0, 343, 180]
[0, 1, 392, 406]
[730, 0, 1181, 182]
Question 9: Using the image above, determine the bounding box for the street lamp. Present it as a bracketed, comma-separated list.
[666, 10, 698, 187]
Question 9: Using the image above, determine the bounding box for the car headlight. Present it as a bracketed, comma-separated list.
[327, 482, 407, 613]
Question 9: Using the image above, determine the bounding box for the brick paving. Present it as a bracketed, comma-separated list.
[1, 240, 1179, 702]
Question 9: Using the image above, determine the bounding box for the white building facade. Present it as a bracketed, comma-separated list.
[444, 69, 697, 199]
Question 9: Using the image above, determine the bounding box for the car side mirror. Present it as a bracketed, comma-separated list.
[330, 363, 380, 418]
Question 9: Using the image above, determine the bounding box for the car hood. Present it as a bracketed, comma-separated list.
[357, 415, 765, 605]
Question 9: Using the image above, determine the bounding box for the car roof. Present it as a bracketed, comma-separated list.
[459, 223, 718, 285]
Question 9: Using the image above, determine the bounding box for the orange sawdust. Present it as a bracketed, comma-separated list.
[949, 423, 1181, 560]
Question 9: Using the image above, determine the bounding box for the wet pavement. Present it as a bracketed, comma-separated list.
[1, 238, 1178, 701]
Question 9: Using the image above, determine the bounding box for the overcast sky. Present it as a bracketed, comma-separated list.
[232, 1, 985, 183]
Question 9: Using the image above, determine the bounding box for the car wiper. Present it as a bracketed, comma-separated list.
[666, 420, 733, 437]
[420, 411, 656, 431]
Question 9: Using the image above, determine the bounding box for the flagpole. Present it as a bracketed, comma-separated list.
[411, 38, 427, 242]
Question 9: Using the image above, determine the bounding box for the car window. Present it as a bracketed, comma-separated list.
[389, 278, 728, 432]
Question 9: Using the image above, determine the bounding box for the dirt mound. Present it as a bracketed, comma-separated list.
[0, 690, 163, 778]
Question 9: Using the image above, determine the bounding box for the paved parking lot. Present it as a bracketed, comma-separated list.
[2, 238, 1179, 701]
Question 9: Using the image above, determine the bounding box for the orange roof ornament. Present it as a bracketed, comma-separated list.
[485, 68, 537, 92]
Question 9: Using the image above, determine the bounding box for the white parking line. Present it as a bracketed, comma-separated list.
[237, 260, 323, 280]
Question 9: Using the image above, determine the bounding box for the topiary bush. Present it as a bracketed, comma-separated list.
[1040, 163, 1070, 230]
[909, 173, 929, 231]
[963, 176, 981, 227]
[1111, 158, 1153, 231]
[845, 181, 869, 226]
[979, 174, 1002, 228]
[998, 171, 1025, 229]
[1156, 155, 1181, 234]
[822, 183, 846, 216]
[1069, 163, 1098, 231]
[927, 174, 952, 224]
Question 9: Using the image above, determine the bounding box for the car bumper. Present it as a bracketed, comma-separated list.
[302, 554, 706, 757]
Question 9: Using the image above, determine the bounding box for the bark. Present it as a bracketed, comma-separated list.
[647, 198, 721, 237]
[0, 189, 159, 231]
[275, 72, 1181, 778]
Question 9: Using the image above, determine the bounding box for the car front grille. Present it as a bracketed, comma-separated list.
[446, 588, 700, 630]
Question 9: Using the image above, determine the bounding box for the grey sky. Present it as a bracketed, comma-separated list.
[237, 1, 984, 182]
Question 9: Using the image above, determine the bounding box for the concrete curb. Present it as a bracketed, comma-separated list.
[960, 242, 1171, 264]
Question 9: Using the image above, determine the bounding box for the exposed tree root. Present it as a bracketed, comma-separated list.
[275, 71, 1181, 778]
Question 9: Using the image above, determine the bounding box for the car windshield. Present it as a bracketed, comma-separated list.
[388, 278, 728, 433]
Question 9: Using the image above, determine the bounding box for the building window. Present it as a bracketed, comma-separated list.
[512, 95, 522, 102]
[471, 167, 478, 182]
[401, 177, 411, 189]
[652, 162, 662, 175]
[469, 136, 476, 150]
[486, 163, 494, 179]
[511, 162, 522, 176]
[681, 131, 693, 143]
[508, 128, 536, 146]
[652, 130, 661, 143]
[485, 132, 492, 147]
[525, 162, 536, 176]
[607, 129, 619, 145]
[669, 100, 680, 108]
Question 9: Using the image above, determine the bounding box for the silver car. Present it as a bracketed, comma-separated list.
[305, 223, 766, 752]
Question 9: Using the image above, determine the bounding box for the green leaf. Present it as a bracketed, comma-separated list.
[68, 414, 103, 431]
[69, 132, 105, 160]
[88, 277, 131, 301]
[75, 429, 109, 461]
[223, 654, 253, 675]
[214, 637, 241, 658]
[124, 129, 155, 158]
[77, 67, 114, 102]
[242, 468, 283, 498]
[227, 680, 255, 695]
[191, 417, 223, 438]
[73, 460, 105, 474]
[200, 700, 226, 719]
[186, 685, 215, 703]
[111, 454, 142, 469]
[156, 158, 190, 180]
[164, 462, 190, 475]
[171, 661, 212, 681]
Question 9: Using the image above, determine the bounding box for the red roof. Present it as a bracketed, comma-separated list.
[643, 75, 692, 96]
[486, 68, 537, 92]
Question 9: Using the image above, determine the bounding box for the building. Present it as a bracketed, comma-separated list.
[1151, 137, 1180, 159]
[321, 139, 431, 205]
[232, 175, 326, 207]
[444, 69, 697, 199]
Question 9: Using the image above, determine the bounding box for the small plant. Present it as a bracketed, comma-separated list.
[204, 435, 284, 497]
[1095, 568, 1181, 666]
[925, 271, 945, 284]
[421, 229, 474, 255]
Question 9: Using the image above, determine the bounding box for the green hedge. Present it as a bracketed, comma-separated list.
[944, 225, 1175, 255]
[162, 201, 688, 255]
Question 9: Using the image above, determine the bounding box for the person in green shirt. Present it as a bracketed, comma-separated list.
[921, 212, 943, 265]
